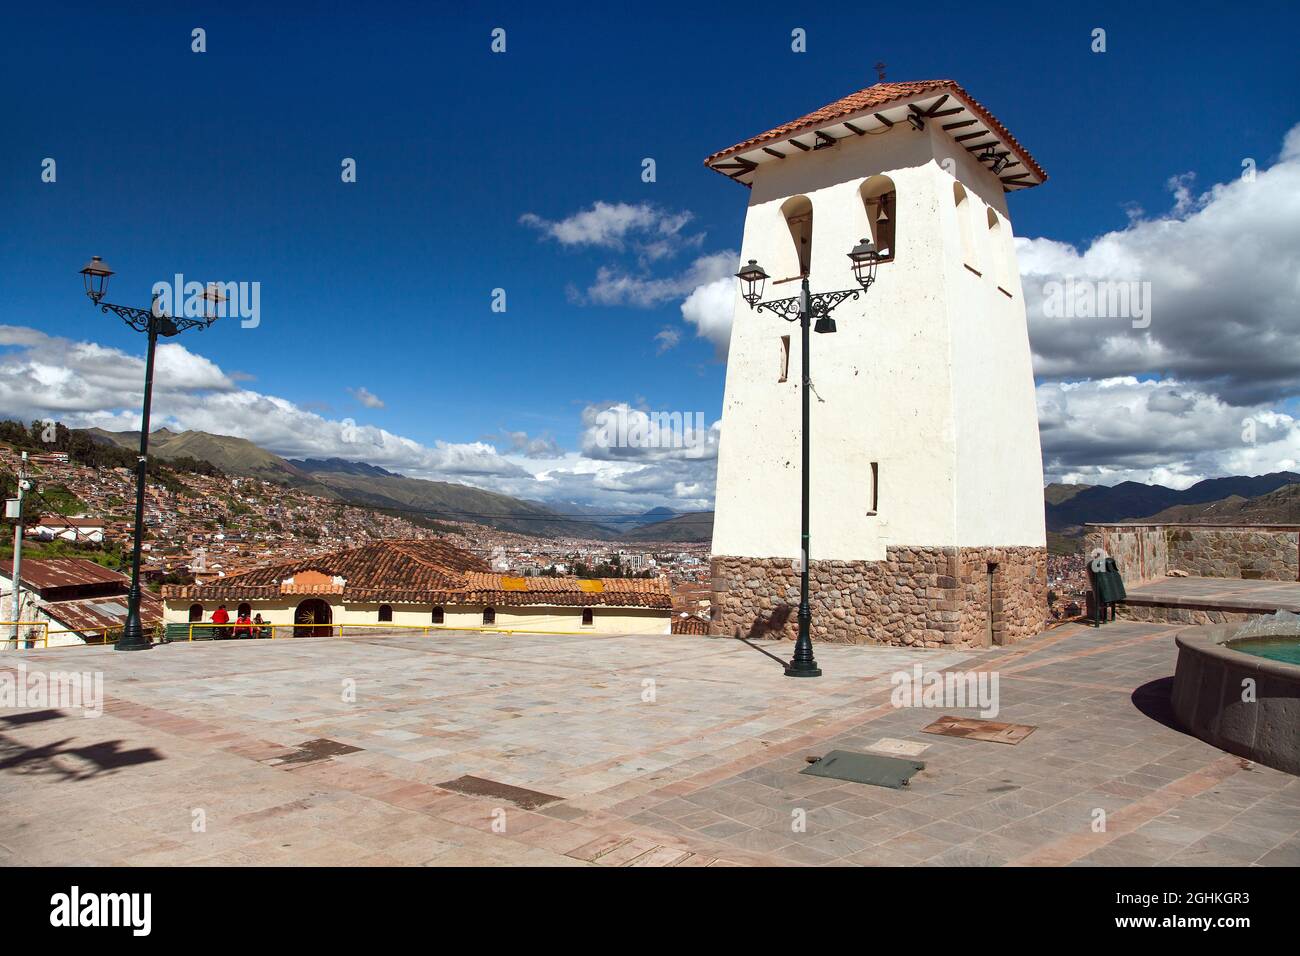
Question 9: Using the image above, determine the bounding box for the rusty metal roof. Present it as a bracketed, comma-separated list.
[0, 558, 127, 591]
[40, 591, 164, 633]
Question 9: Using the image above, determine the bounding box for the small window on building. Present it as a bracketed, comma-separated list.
[431, 606, 444, 625]
[482, 607, 496, 626]
[986, 207, 1012, 295]
[778, 335, 790, 383]
[953, 182, 978, 272]
[868, 461, 879, 515]
[188, 603, 204, 623]
[378, 604, 393, 622]
[860, 176, 897, 263]
[237, 602, 251, 619]
[581, 608, 594, 627]
[781, 195, 813, 276]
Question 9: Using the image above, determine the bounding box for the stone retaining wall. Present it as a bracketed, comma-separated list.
[1082, 526, 1168, 585]
[1167, 527, 1299, 580]
[1085, 524, 1300, 584]
[709, 546, 1046, 648]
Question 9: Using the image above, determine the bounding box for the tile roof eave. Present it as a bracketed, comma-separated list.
[703, 79, 1047, 189]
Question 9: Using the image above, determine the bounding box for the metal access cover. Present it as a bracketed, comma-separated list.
[922, 716, 1037, 745]
[799, 750, 925, 789]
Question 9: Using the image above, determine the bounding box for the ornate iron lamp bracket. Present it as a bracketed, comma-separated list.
[755, 288, 861, 323]
[98, 302, 211, 336]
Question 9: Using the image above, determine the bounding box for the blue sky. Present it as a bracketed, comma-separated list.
[3, 1, 1299, 507]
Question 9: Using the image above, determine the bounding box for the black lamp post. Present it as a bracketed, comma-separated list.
[79, 257, 222, 651]
[735, 240, 879, 677]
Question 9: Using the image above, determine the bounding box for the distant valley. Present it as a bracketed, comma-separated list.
[82, 428, 1300, 547]
[83, 428, 708, 542]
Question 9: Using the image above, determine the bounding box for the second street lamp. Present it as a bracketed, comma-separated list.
[734, 239, 879, 677]
[79, 256, 223, 651]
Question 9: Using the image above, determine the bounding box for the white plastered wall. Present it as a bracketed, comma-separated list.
[712, 121, 1045, 562]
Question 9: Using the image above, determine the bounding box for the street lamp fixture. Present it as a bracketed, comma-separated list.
[78, 257, 221, 651]
[848, 238, 880, 290]
[978, 145, 1011, 175]
[734, 239, 877, 677]
[80, 256, 113, 303]
[735, 259, 769, 308]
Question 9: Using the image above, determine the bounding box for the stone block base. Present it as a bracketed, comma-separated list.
[710, 546, 1047, 648]
[1117, 603, 1257, 626]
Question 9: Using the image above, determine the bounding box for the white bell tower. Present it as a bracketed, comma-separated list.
[706, 80, 1048, 648]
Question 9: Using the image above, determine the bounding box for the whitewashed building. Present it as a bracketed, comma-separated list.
[706, 79, 1048, 648]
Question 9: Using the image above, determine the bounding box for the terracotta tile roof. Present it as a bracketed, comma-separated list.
[161, 540, 672, 610]
[671, 613, 711, 635]
[207, 540, 487, 591]
[704, 79, 1046, 189]
[35, 515, 105, 527]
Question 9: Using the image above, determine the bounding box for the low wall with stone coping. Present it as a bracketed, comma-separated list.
[709, 546, 1046, 648]
[1085, 524, 1300, 585]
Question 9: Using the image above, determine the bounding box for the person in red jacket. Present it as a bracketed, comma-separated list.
[212, 605, 230, 638]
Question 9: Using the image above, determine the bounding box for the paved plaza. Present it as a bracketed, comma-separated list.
[1124, 575, 1300, 614]
[1, 622, 1297, 866]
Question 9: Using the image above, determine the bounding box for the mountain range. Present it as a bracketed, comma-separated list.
[1044, 472, 1300, 531]
[83, 428, 1300, 545]
[82, 428, 702, 541]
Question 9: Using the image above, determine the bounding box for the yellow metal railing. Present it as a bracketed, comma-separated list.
[185, 621, 598, 641]
[0, 621, 49, 649]
[0, 622, 125, 650]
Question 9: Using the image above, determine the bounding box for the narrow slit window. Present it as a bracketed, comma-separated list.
[953, 182, 977, 272]
[779, 335, 790, 382]
[868, 461, 879, 515]
[986, 207, 1011, 294]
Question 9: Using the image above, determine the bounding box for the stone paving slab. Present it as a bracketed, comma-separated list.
[1, 624, 1296, 866]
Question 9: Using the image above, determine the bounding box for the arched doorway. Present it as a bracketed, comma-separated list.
[294, 598, 333, 637]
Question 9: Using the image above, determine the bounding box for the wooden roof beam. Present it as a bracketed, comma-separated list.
[923, 93, 950, 115]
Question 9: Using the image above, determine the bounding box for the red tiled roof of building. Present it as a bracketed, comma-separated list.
[35, 515, 104, 527]
[704, 79, 1046, 188]
[671, 613, 711, 636]
[161, 540, 672, 609]
[207, 539, 488, 591]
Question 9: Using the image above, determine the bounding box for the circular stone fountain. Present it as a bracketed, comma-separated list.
[1172, 613, 1300, 776]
